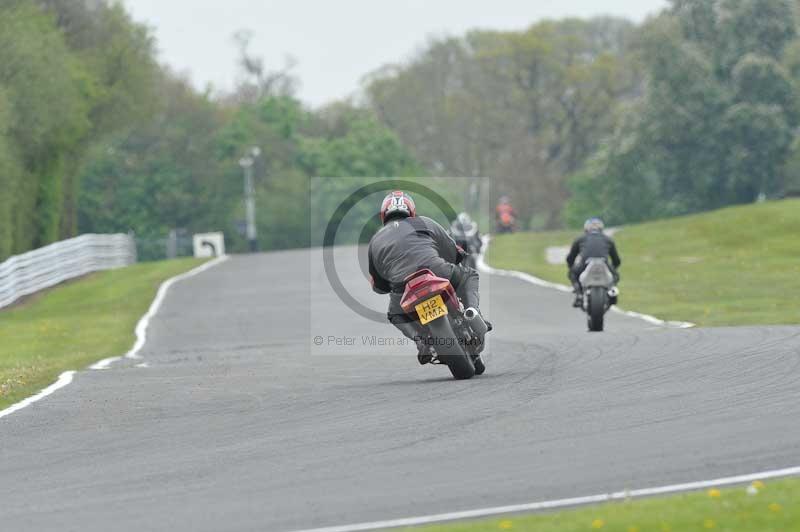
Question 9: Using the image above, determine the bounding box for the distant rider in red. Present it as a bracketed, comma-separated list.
[495, 196, 517, 233]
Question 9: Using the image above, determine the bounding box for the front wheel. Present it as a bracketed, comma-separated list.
[588, 286, 606, 332]
[427, 317, 475, 380]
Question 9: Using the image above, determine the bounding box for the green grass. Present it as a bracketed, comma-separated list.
[0, 258, 204, 410]
[486, 199, 800, 327]
[436, 201, 800, 530]
[405, 478, 800, 531]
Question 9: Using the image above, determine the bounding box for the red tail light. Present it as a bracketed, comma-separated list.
[400, 270, 456, 314]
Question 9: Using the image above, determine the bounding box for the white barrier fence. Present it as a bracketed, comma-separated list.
[0, 234, 137, 310]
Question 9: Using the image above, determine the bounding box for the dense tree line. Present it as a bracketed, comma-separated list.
[0, 0, 420, 260]
[365, 18, 640, 229]
[5, 0, 799, 261]
[366, 0, 800, 229]
[567, 0, 800, 226]
[0, 0, 157, 258]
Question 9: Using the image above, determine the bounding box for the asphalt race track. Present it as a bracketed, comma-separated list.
[2, 248, 800, 532]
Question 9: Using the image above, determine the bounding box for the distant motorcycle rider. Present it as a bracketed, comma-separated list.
[495, 196, 517, 233]
[368, 191, 491, 364]
[566, 218, 621, 308]
[450, 212, 482, 257]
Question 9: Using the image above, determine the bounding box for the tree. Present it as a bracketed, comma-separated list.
[566, 0, 800, 226]
[722, 103, 792, 200]
[0, 90, 22, 258]
[36, 0, 160, 236]
[78, 73, 231, 242]
[366, 18, 638, 229]
[0, 0, 91, 253]
[714, 0, 796, 75]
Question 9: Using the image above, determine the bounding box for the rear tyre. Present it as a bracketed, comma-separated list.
[473, 356, 486, 376]
[427, 317, 475, 380]
[588, 287, 606, 332]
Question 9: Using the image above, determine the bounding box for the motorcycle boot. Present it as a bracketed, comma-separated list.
[572, 282, 584, 308]
[389, 313, 432, 365]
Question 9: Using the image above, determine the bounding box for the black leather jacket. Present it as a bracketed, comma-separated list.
[451, 222, 482, 254]
[368, 216, 461, 294]
[566, 232, 622, 269]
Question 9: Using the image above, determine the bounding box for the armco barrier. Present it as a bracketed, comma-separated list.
[0, 234, 137, 309]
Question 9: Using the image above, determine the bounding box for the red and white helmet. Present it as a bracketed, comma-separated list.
[380, 191, 416, 223]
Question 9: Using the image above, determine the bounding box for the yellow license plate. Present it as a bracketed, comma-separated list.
[415, 295, 449, 325]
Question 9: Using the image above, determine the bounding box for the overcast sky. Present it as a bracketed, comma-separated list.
[123, 0, 668, 107]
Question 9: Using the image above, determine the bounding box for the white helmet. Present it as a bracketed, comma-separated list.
[584, 217, 605, 233]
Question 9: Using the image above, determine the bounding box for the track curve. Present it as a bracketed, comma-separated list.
[1, 247, 799, 532]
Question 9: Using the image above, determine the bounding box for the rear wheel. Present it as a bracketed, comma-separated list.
[427, 317, 475, 380]
[473, 355, 486, 376]
[588, 287, 606, 332]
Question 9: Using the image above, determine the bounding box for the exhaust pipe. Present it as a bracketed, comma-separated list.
[464, 307, 489, 336]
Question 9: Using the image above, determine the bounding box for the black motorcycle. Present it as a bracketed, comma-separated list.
[451, 228, 481, 269]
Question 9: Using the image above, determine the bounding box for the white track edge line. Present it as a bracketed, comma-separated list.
[289, 466, 800, 532]
[90, 255, 230, 369]
[0, 371, 76, 421]
[292, 237, 783, 532]
[0, 255, 230, 421]
[477, 236, 695, 329]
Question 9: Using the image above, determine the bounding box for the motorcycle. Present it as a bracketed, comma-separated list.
[450, 215, 481, 270]
[400, 269, 488, 380]
[460, 248, 478, 270]
[579, 258, 620, 332]
[452, 232, 481, 270]
[495, 211, 516, 234]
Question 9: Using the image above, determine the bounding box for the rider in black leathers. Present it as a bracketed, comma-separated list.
[566, 218, 621, 308]
[450, 212, 482, 266]
[368, 191, 490, 363]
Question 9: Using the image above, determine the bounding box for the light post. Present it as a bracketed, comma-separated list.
[239, 146, 261, 252]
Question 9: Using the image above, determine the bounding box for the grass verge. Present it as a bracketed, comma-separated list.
[0, 258, 205, 410]
[486, 199, 800, 326]
[404, 478, 799, 531]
